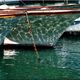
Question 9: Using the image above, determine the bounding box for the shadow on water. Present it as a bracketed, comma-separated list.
[0, 45, 4, 58]
[0, 47, 5, 80]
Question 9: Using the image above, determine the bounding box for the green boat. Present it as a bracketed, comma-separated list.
[0, 3, 80, 47]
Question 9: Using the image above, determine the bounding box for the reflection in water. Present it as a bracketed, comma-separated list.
[0, 36, 80, 79]
[56, 36, 80, 69]
[3, 49, 17, 59]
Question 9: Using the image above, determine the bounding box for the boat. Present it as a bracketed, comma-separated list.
[0, 3, 80, 47]
[4, 37, 19, 44]
[64, 17, 80, 34]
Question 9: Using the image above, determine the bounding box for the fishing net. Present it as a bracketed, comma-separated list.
[0, 14, 80, 46]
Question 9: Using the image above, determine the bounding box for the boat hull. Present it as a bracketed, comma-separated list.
[0, 14, 79, 46]
[0, 5, 80, 46]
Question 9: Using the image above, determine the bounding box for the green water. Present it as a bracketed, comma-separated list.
[0, 36, 80, 80]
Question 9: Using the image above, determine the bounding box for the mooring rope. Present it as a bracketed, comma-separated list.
[19, 0, 40, 61]
[25, 11, 40, 60]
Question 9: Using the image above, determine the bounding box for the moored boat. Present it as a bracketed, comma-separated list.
[0, 4, 80, 46]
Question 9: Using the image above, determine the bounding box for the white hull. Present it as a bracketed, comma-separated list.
[4, 37, 19, 45]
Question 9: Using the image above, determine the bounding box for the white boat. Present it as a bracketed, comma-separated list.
[66, 17, 80, 32]
[4, 37, 19, 45]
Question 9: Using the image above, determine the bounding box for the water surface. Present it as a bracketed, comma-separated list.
[0, 35, 80, 80]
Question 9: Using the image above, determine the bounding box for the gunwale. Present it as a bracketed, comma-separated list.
[0, 4, 80, 18]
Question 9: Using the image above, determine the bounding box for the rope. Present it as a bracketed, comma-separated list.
[20, 0, 40, 62]
[25, 11, 40, 60]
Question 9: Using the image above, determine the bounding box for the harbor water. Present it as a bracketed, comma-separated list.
[0, 35, 80, 79]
